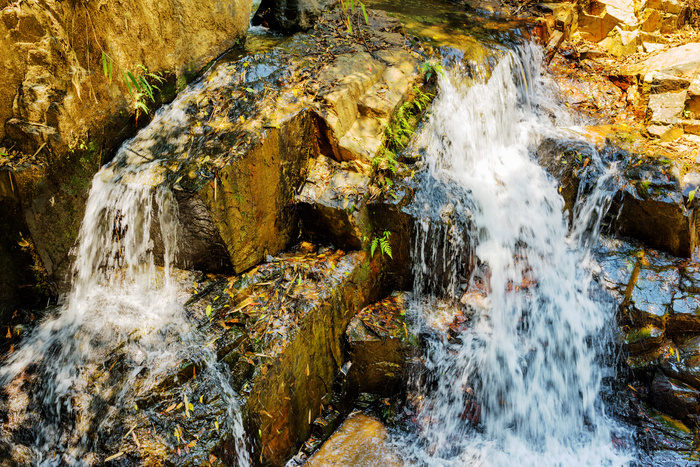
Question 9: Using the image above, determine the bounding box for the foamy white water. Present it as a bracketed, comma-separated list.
[0, 138, 249, 466]
[401, 44, 631, 466]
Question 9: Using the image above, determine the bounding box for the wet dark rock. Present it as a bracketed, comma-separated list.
[610, 159, 697, 258]
[667, 293, 700, 334]
[252, 0, 334, 33]
[625, 397, 698, 464]
[24, 247, 383, 466]
[152, 191, 233, 273]
[593, 238, 639, 297]
[621, 262, 678, 328]
[0, 172, 45, 321]
[658, 335, 700, 390]
[537, 135, 698, 257]
[650, 372, 700, 423]
[624, 324, 666, 356]
[345, 292, 418, 397]
[626, 341, 673, 376]
[535, 136, 603, 218]
[297, 155, 372, 251]
[239, 250, 381, 465]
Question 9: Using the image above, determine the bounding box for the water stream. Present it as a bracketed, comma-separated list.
[0, 154, 249, 466]
[400, 44, 632, 466]
[0, 10, 676, 465]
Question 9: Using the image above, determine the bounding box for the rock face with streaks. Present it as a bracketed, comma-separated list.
[0, 0, 253, 306]
[596, 239, 700, 429]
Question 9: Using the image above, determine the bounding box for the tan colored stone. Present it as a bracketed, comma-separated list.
[662, 0, 684, 14]
[577, 11, 618, 42]
[624, 43, 700, 76]
[547, 30, 565, 51]
[660, 12, 681, 34]
[647, 90, 688, 124]
[648, 72, 691, 93]
[600, 27, 640, 57]
[306, 413, 403, 467]
[554, 5, 578, 38]
[647, 124, 684, 141]
[688, 96, 700, 119]
[683, 120, 700, 136]
[690, 75, 700, 96]
[641, 8, 662, 32]
[317, 47, 421, 163]
[643, 42, 665, 53]
[320, 53, 387, 140]
[338, 117, 386, 162]
[0, 0, 252, 150]
[599, 0, 638, 27]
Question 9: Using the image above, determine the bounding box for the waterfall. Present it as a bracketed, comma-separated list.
[0, 152, 249, 465]
[402, 44, 631, 466]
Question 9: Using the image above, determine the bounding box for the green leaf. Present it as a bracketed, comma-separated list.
[135, 101, 150, 115]
[102, 52, 108, 77]
[370, 238, 378, 257]
[689, 189, 696, 203]
[109, 58, 113, 81]
[360, 2, 369, 24]
[206, 304, 212, 317]
[127, 72, 141, 92]
[122, 70, 133, 94]
[347, 17, 352, 34]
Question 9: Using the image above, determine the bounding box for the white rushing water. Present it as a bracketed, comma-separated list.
[402, 44, 631, 466]
[0, 153, 249, 465]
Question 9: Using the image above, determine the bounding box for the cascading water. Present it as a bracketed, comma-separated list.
[400, 43, 632, 466]
[0, 143, 249, 465]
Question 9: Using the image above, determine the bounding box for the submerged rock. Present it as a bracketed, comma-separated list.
[305, 412, 403, 467]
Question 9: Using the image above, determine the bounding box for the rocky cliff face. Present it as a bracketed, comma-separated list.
[0, 0, 253, 155]
[0, 0, 252, 314]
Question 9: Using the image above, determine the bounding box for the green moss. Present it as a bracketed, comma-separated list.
[649, 409, 692, 434]
[625, 325, 661, 344]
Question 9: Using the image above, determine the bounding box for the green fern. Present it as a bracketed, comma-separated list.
[370, 231, 392, 259]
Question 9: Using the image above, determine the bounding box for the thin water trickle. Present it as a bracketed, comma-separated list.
[0, 148, 249, 465]
[399, 43, 632, 466]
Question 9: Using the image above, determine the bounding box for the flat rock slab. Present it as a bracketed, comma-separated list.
[623, 43, 700, 76]
[647, 90, 687, 125]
